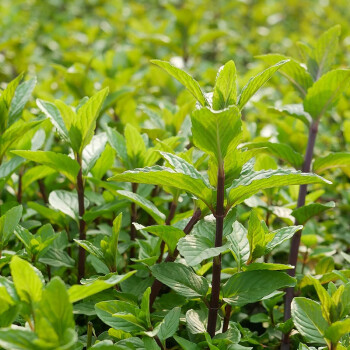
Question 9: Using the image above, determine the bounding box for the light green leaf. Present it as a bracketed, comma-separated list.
[82, 132, 108, 174]
[0, 156, 25, 179]
[227, 169, 331, 207]
[142, 225, 184, 254]
[185, 309, 207, 334]
[324, 319, 350, 344]
[226, 221, 250, 271]
[291, 297, 328, 344]
[213, 60, 237, 110]
[270, 104, 312, 126]
[75, 87, 109, 151]
[191, 106, 242, 163]
[243, 142, 303, 169]
[292, 202, 335, 225]
[11, 150, 80, 183]
[174, 335, 201, 350]
[49, 190, 89, 221]
[109, 166, 212, 208]
[303, 69, 350, 120]
[8, 77, 37, 125]
[0, 328, 39, 350]
[150, 262, 209, 298]
[36, 99, 69, 141]
[117, 190, 165, 224]
[74, 240, 104, 260]
[68, 271, 136, 303]
[0, 205, 22, 247]
[151, 60, 208, 107]
[125, 124, 147, 168]
[243, 263, 294, 271]
[237, 60, 289, 109]
[10, 256, 43, 304]
[35, 277, 75, 347]
[312, 25, 341, 80]
[313, 152, 350, 173]
[95, 300, 146, 332]
[247, 209, 267, 262]
[21, 166, 56, 190]
[257, 54, 313, 96]
[223, 270, 295, 306]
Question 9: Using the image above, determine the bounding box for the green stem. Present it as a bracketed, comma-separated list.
[87, 321, 93, 349]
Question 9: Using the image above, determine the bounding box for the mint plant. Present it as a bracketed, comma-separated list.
[109, 59, 330, 342]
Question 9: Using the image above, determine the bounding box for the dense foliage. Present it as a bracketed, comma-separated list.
[0, 1, 350, 350]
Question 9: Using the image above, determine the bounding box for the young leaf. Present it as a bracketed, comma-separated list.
[156, 307, 181, 342]
[270, 104, 312, 126]
[0, 328, 38, 350]
[191, 106, 242, 164]
[324, 319, 350, 345]
[247, 209, 268, 262]
[125, 124, 147, 168]
[10, 256, 43, 304]
[265, 226, 303, 253]
[291, 297, 328, 344]
[151, 60, 208, 107]
[237, 60, 289, 109]
[150, 262, 209, 298]
[303, 69, 350, 120]
[212, 60, 237, 110]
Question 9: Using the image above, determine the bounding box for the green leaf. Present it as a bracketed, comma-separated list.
[223, 270, 296, 306]
[243, 263, 294, 271]
[82, 132, 108, 174]
[227, 169, 331, 207]
[324, 319, 350, 344]
[21, 165, 56, 190]
[303, 69, 350, 120]
[313, 152, 350, 173]
[0, 328, 38, 350]
[265, 226, 303, 253]
[177, 234, 227, 266]
[10, 256, 43, 304]
[106, 126, 128, 167]
[74, 239, 104, 260]
[212, 60, 237, 110]
[174, 335, 201, 350]
[191, 106, 242, 163]
[151, 60, 208, 107]
[226, 221, 250, 271]
[270, 104, 312, 126]
[35, 277, 76, 348]
[237, 60, 289, 109]
[68, 271, 135, 303]
[109, 166, 212, 208]
[292, 202, 335, 225]
[257, 54, 313, 96]
[125, 124, 147, 168]
[311, 25, 341, 80]
[291, 297, 328, 344]
[36, 99, 69, 141]
[116, 190, 165, 224]
[49, 190, 89, 221]
[0, 205, 22, 247]
[243, 142, 304, 169]
[156, 307, 181, 342]
[75, 87, 109, 152]
[247, 209, 267, 262]
[185, 309, 207, 334]
[0, 156, 25, 179]
[8, 77, 36, 125]
[95, 300, 146, 332]
[11, 150, 80, 183]
[142, 225, 184, 255]
[150, 262, 209, 298]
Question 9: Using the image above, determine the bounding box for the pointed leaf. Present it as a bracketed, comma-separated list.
[292, 202, 335, 225]
[313, 152, 350, 173]
[151, 60, 208, 107]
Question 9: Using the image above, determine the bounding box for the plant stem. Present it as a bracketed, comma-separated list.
[282, 119, 319, 348]
[17, 167, 23, 203]
[149, 208, 202, 308]
[130, 183, 138, 259]
[37, 179, 48, 203]
[87, 321, 93, 349]
[207, 166, 225, 338]
[76, 153, 86, 282]
[223, 304, 232, 333]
